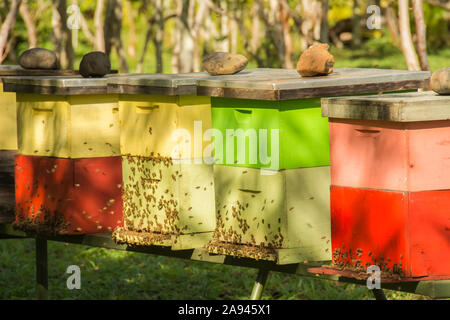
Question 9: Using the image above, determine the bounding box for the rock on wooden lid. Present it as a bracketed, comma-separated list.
[321, 91, 450, 122]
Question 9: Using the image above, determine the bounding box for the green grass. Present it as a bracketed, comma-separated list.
[0, 239, 427, 300]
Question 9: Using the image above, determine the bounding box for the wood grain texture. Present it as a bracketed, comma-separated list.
[0, 69, 118, 77]
[0, 69, 79, 76]
[198, 79, 429, 100]
[3, 83, 108, 95]
[108, 83, 197, 95]
[322, 91, 450, 121]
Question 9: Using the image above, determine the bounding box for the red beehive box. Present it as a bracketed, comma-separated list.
[322, 92, 450, 280]
[330, 186, 450, 278]
[14, 155, 123, 235]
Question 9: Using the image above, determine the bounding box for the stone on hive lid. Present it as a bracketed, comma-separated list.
[202, 52, 248, 76]
[430, 67, 450, 95]
[18, 48, 58, 70]
[296, 43, 334, 77]
[79, 51, 111, 78]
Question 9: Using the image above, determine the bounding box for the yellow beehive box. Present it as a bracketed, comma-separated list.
[114, 155, 216, 249]
[17, 93, 120, 158]
[206, 165, 331, 264]
[119, 94, 211, 159]
[0, 82, 17, 150]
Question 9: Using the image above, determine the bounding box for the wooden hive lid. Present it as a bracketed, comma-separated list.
[196, 68, 430, 100]
[107, 72, 210, 95]
[321, 91, 450, 122]
[2, 75, 110, 95]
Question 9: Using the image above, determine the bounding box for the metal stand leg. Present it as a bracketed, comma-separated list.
[371, 288, 387, 300]
[250, 269, 270, 300]
[36, 237, 48, 300]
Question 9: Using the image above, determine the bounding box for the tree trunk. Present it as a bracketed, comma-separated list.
[5, 36, 18, 64]
[268, 0, 286, 66]
[424, 0, 450, 10]
[301, 0, 321, 50]
[19, 1, 38, 48]
[218, 0, 230, 52]
[154, 0, 164, 73]
[171, 0, 183, 73]
[177, 0, 195, 73]
[0, 0, 22, 63]
[320, 0, 329, 43]
[250, 0, 262, 54]
[94, 0, 105, 52]
[125, 0, 136, 58]
[137, 18, 154, 73]
[280, 0, 293, 68]
[52, 0, 74, 69]
[79, 12, 96, 46]
[192, 0, 209, 71]
[398, 0, 420, 70]
[351, 0, 362, 48]
[412, 0, 430, 70]
[385, 4, 401, 47]
[229, 16, 238, 54]
[104, 0, 128, 72]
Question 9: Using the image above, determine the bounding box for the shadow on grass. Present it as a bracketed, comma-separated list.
[0, 239, 426, 300]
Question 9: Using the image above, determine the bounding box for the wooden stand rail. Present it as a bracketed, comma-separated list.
[1, 223, 449, 299]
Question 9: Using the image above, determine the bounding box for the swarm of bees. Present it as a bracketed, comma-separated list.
[114, 153, 213, 247]
[14, 206, 68, 236]
[205, 239, 277, 261]
[331, 245, 405, 279]
[205, 192, 287, 262]
[113, 227, 173, 246]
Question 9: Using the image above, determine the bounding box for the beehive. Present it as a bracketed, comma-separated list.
[211, 97, 329, 170]
[0, 76, 18, 223]
[114, 155, 215, 249]
[198, 68, 430, 264]
[0, 67, 82, 223]
[206, 165, 331, 264]
[0, 66, 84, 151]
[0, 82, 17, 150]
[3, 75, 123, 235]
[118, 94, 211, 158]
[323, 91, 450, 279]
[108, 74, 216, 249]
[17, 94, 119, 158]
[14, 155, 123, 235]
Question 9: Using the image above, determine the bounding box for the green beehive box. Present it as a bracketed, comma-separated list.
[206, 165, 331, 264]
[211, 97, 329, 170]
[115, 155, 215, 249]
